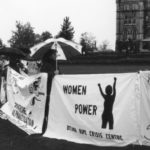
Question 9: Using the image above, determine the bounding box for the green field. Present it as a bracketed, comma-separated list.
[59, 63, 150, 74]
[59, 53, 150, 74]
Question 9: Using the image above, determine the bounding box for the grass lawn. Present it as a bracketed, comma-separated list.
[59, 63, 150, 74]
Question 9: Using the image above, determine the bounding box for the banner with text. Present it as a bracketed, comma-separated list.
[1, 67, 48, 134]
[139, 71, 150, 146]
[0, 76, 7, 106]
[44, 73, 140, 146]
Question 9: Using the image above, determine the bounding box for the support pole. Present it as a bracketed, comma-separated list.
[54, 41, 58, 74]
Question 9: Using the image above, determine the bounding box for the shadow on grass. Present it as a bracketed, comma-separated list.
[1, 118, 150, 150]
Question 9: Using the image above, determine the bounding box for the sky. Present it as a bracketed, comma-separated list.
[0, 0, 116, 49]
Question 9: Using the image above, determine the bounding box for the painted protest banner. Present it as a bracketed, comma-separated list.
[1, 67, 48, 134]
[0, 76, 7, 106]
[0, 76, 7, 119]
[139, 71, 150, 146]
[44, 73, 140, 147]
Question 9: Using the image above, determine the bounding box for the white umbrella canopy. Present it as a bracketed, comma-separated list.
[30, 38, 82, 60]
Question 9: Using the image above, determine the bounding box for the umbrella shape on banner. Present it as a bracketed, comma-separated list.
[30, 38, 82, 60]
[0, 47, 27, 58]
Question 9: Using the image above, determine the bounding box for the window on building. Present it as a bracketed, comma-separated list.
[124, 12, 136, 25]
[123, 29, 128, 40]
[148, 1, 150, 8]
[132, 29, 137, 40]
[132, 19, 136, 24]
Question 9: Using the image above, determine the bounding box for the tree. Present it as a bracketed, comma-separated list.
[57, 16, 74, 40]
[40, 31, 53, 41]
[8, 21, 36, 54]
[34, 33, 42, 44]
[0, 39, 6, 48]
[80, 32, 97, 54]
[34, 31, 53, 44]
[98, 40, 110, 51]
[0, 39, 3, 47]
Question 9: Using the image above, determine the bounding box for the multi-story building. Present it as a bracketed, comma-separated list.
[116, 0, 150, 52]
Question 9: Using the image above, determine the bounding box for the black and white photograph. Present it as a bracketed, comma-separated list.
[0, 0, 150, 150]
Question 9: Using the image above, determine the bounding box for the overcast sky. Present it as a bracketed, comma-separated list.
[0, 0, 116, 49]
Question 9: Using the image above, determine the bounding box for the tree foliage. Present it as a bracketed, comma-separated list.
[0, 39, 4, 47]
[8, 21, 36, 53]
[57, 16, 74, 40]
[80, 32, 97, 54]
[34, 31, 53, 44]
[98, 40, 110, 51]
[8, 21, 53, 54]
[40, 31, 53, 41]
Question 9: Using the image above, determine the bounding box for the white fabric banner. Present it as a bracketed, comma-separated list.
[139, 71, 150, 146]
[0, 77, 7, 105]
[1, 67, 48, 134]
[44, 73, 140, 146]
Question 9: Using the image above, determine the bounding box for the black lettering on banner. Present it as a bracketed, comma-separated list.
[79, 129, 87, 135]
[75, 104, 97, 115]
[12, 110, 34, 127]
[14, 103, 27, 115]
[63, 85, 87, 95]
[66, 125, 124, 141]
[89, 131, 103, 138]
[67, 125, 77, 133]
[105, 134, 123, 141]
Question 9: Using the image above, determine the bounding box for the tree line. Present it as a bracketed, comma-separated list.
[0, 16, 110, 54]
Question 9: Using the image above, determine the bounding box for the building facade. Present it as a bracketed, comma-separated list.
[116, 0, 150, 52]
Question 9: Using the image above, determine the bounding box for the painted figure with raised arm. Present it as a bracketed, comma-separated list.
[98, 77, 117, 130]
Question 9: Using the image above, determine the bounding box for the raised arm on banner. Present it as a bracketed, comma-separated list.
[98, 83, 105, 98]
[113, 77, 117, 97]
